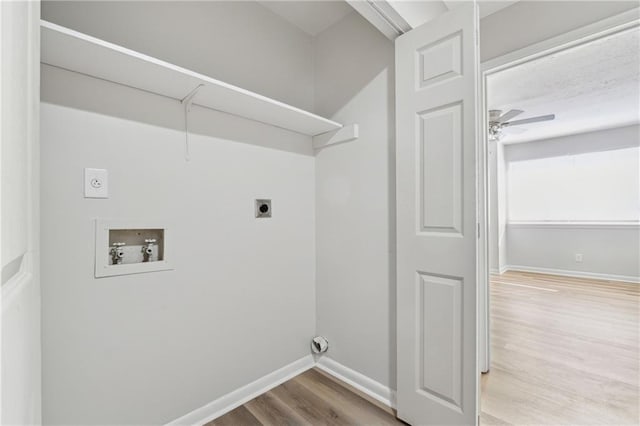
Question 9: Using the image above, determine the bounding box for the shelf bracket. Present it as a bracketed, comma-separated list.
[181, 84, 204, 161]
[312, 124, 359, 150]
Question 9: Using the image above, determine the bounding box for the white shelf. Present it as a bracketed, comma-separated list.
[40, 20, 343, 136]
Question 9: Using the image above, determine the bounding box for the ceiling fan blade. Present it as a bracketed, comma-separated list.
[504, 114, 555, 127]
[489, 110, 503, 122]
[497, 109, 524, 123]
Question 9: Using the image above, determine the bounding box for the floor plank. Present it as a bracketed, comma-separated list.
[245, 392, 311, 426]
[210, 406, 261, 426]
[481, 271, 640, 425]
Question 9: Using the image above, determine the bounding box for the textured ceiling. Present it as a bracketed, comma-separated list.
[257, 1, 353, 36]
[488, 26, 640, 144]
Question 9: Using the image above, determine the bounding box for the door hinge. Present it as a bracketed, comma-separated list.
[477, 223, 480, 239]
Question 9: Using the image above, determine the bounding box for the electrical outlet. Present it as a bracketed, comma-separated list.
[84, 168, 108, 198]
[575, 253, 583, 263]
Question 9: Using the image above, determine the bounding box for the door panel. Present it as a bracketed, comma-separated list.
[396, 3, 478, 425]
[418, 102, 462, 234]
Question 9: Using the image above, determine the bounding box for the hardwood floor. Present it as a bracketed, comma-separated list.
[480, 271, 640, 425]
[208, 368, 403, 426]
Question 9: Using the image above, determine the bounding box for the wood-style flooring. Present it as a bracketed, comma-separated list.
[208, 368, 403, 426]
[480, 271, 640, 425]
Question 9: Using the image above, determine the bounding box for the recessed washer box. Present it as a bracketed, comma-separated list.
[95, 219, 173, 278]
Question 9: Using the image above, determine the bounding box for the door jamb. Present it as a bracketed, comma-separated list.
[477, 7, 640, 374]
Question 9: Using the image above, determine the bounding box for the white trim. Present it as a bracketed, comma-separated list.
[492, 280, 559, 293]
[489, 267, 508, 275]
[481, 8, 640, 73]
[315, 356, 396, 409]
[504, 265, 639, 284]
[507, 221, 640, 230]
[166, 355, 315, 426]
[346, 0, 404, 40]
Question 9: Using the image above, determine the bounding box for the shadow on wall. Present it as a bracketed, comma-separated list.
[41, 64, 313, 156]
[313, 10, 398, 390]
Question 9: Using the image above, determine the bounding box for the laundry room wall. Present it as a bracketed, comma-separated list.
[40, 2, 317, 424]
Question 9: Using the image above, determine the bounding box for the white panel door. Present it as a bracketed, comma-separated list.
[395, 3, 479, 425]
[1, 1, 41, 424]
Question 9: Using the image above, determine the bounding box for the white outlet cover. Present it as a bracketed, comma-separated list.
[84, 168, 108, 198]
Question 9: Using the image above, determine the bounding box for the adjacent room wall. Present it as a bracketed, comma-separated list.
[502, 125, 640, 281]
[506, 225, 640, 281]
[39, 2, 318, 423]
[41, 0, 315, 111]
[313, 12, 396, 389]
[488, 141, 509, 274]
[488, 140, 509, 274]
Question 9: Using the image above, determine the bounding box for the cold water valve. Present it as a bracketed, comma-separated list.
[142, 239, 157, 262]
[110, 242, 126, 265]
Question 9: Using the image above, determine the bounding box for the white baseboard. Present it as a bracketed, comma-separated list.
[504, 265, 640, 284]
[167, 354, 397, 425]
[315, 356, 396, 409]
[167, 355, 315, 426]
[489, 266, 509, 275]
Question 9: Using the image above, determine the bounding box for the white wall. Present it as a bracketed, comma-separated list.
[313, 12, 396, 389]
[39, 3, 320, 423]
[42, 2, 315, 424]
[488, 141, 508, 274]
[1, 1, 42, 424]
[41, 1, 315, 111]
[501, 125, 640, 281]
[40, 62, 316, 426]
[480, 1, 639, 62]
[497, 142, 508, 273]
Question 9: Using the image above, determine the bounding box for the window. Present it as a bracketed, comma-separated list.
[507, 146, 640, 222]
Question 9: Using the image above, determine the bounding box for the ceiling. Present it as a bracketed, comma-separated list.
[258, 1, 520, 38]
[488, 26, 640, 144]
[445, 0, 520, 19]
[257, 1, 353, 36]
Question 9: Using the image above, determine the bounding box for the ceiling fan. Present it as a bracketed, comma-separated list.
[488, 109, 555, 141]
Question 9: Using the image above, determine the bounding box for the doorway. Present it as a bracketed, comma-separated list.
[479, 9, 640, 425]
